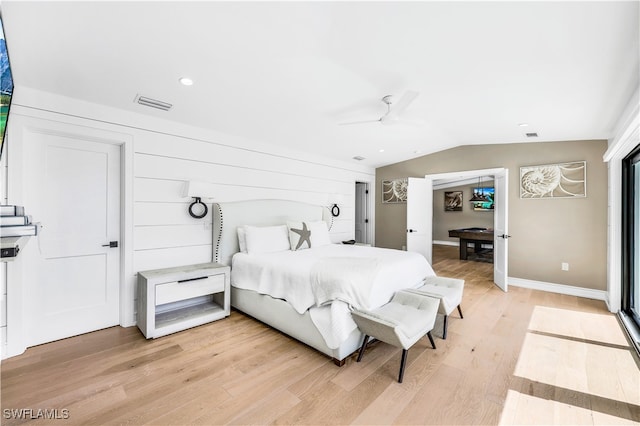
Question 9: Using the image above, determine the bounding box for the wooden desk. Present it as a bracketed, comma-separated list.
[448, 227, 494, 261]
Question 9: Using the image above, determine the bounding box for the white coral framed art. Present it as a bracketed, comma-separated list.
[520, 161, 586, 199]
[382, 178, 408, 203]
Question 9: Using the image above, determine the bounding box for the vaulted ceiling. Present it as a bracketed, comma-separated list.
[2, 1, 638, 167]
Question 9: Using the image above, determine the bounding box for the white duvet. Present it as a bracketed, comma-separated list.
[231, 244, 435, 349]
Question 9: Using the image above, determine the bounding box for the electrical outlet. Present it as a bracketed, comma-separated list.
[561, 262, 569, 271]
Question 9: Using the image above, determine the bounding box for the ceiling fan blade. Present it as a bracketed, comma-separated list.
[389, 90, 419, 116]
[338, 118, 381, 126]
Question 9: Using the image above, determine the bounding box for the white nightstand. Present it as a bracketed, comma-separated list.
[137, 262, 230, 339]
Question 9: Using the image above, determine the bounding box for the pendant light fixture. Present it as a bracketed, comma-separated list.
[470, 176, 488, 202]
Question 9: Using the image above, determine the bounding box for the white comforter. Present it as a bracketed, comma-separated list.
[231, 244, 435, 349]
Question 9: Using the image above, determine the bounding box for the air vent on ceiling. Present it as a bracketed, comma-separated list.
[525, 132, 539, 138]
[134, 94, 173, 111]
[353, 156, 366, 161]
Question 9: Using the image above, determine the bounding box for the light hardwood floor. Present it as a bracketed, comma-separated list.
[2, 245, 639, 425]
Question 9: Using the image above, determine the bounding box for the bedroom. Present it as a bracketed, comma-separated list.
[0, 1, 639, 424]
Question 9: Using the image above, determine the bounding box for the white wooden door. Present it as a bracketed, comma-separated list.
[22, 127, 121, 346]
[355, 182, 368, 244]
[493, 169, 509, 291]
[406, 177, 432, 263]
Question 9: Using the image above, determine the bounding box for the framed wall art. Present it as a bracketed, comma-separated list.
[520, 161, 586, 198]
[444, 191, 463, 211]
[382, 178, 408, 203]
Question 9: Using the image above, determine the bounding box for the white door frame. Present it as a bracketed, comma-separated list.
[355, 181, 371, 245]
[424, 167, 509, 289]
[4, 109, 134, 358]
[356, 178, 376, 246]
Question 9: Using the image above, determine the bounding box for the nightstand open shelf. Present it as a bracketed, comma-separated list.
[137, 262, 230, 339]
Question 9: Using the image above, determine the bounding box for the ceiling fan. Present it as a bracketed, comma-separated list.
[339, 90, 420, 126]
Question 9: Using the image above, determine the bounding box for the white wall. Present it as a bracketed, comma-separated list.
[3, 87, 375, 357]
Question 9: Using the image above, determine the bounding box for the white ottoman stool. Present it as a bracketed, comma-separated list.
[405, 276, 465, 339]
[351, 290, 440, 383]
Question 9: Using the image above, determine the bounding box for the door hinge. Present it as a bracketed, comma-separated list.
[365, 219, 369, 223]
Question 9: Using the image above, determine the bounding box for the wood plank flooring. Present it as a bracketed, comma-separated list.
[2, 245, 639, 425]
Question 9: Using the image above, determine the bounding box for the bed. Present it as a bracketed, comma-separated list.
[212, 199, 435, 365]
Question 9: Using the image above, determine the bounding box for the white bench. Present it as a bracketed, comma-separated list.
[351, 290, 440, 383]
[404, 276, 465, 339]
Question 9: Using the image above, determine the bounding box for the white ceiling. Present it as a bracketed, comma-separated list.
[2, 1, 639, 167]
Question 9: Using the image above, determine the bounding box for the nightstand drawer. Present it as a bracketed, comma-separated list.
[156, 274, 225, 305]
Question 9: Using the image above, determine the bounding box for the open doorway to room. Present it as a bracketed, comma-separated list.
[355, 182, 370, 245]
[432, 175, 495, 263]
[406, 167, 509, 291]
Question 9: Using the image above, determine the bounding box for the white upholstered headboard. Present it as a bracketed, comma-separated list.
[212, 199, 332, 266]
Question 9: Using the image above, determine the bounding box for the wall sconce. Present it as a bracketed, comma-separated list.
[331, 195, 345, 217]
[183, 180, 214, 219]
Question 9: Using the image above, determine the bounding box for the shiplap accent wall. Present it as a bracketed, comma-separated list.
[132, 130, 369, 273]
[3, 88, 375, 356]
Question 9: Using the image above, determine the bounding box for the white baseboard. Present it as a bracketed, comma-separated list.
[508, 277, 607, 301]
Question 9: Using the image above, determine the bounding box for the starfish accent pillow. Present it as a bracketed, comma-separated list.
[287, 221, 331, 250]
[287, 221, 312, 250]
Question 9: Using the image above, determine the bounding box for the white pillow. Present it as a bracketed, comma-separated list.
[244, 225, 291, 254]
[287, 220, 331, 251]
[237, 227, 247, 253]
[308, 221, 331, 247]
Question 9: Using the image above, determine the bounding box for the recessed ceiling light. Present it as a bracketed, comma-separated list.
[518, 123, 529, 127]
[179, 77, 194, 86]
[379, 149, 385, 153]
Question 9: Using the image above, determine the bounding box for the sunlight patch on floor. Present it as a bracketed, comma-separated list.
[514, 332, 638, 404]
[528, 305, 629, 346]
[500, 305, 640, 425]
[499, 389, 638, 425]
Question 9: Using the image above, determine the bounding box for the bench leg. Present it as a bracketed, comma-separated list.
[398, 349, 408, 383]
[427, 331, 436, 349]
[357, 335, 370, 362]
[443, 315, 448, 339]
[457, 305, 464, 319]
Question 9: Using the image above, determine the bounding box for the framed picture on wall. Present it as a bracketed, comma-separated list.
[382, 178, 408, 203]
[520, 161, 586, 198]
[444, 191, 463, 211]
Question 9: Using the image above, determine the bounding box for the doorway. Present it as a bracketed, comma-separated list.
[406, 168, 509, 291]
[622, 144, 640, 352]
[355, 182, 370, 244]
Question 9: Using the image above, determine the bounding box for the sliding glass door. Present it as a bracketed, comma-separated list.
[623, 146, 640, 334]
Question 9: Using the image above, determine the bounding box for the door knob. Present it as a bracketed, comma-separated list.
[102, 241, 118, 248]
[498, 234, 511, 239]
